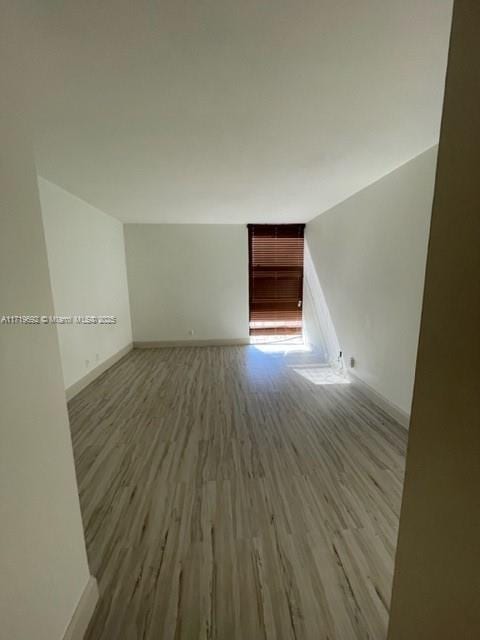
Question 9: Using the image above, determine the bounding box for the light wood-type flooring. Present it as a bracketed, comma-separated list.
[68, 345, 408, 640]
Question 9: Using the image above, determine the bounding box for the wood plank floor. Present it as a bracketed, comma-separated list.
[68, 346, 408, 640]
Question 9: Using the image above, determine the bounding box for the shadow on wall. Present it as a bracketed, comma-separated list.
[303, 240, 341, 364]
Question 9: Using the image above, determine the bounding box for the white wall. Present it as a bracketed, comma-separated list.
[306, 147, 437, 415]
[40, 178, 132, 390]
[125, 224, 249, 342]
[303, 242, 341, 364]
[0, 24, 93, 640]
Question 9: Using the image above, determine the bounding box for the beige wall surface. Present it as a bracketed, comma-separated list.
[0, 17, 92, 640]
[306, 147, 437, 415]
[125, 224, 249, 342]
[40, 177, 133, 390]
[388, 2, 480, 638]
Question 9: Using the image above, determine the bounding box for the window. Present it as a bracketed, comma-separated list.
[248, 224, 305, 335]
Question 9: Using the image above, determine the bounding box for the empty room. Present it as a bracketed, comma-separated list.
[1, 2, 479, 640]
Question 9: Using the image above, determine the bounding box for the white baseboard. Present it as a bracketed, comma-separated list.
[349, 370, 410, 429]
[66, 343, 133, 401]
[134, 338, 250, 348]
[62, 575, 99, 640]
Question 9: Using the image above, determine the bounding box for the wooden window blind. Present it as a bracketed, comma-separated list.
[248, 224, 305, 335]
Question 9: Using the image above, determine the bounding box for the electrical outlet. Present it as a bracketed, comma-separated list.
[188, 329, 194, 336]
[85, 359, 90, 369]
[95, 353, 100, 362]
[349, 356, 355, 368]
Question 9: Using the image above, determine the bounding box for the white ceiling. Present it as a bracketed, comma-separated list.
[29, 0, 452, 224]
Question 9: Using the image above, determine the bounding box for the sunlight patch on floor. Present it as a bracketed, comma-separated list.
[253, 343, 311, 354]
[291, 365, 351, 385]
[250, 334, 310, 354]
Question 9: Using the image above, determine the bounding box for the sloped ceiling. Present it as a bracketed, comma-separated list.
[29, 0, 452, 223]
